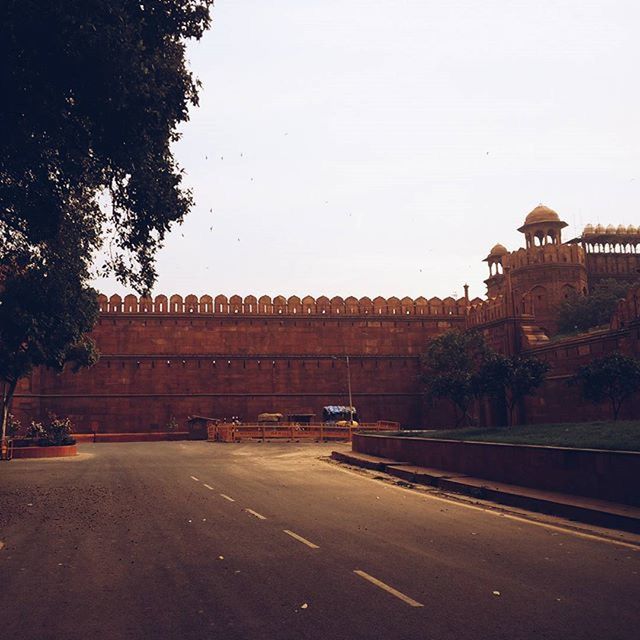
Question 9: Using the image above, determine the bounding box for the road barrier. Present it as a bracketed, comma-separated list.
[73, 432, 190, 443]
[208, 421, 398, 443]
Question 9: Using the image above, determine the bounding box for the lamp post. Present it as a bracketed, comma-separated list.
[331, 355, 354, 424]
[346, 355, 354, 424]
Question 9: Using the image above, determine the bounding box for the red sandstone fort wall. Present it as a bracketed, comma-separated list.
[14, 283, 640, 432]
[522, 289, 640, 424]
[585, 253, 640, 287]
[13, 294, 467, 432]
[21, 356, 424, 432]
[522, 330, 637, 423]
[92, 314, 454, 356]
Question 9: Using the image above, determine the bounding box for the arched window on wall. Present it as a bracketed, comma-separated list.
[530, 286, 549, 313]
[561, 284, 576, 300]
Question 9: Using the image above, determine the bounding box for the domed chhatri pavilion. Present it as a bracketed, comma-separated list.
[483, 204, 640, 335]
[517, 205, 568, 248]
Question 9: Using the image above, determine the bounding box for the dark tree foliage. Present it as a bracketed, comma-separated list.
[573, 353, 640, 421]
[557, 279, 635, 335]
[1, 0, 213, 291]
[421, 330, 489, 426]
[0, 1, 212, 449]
[0, 228, 100, 445]
[477, 353, 549, 426]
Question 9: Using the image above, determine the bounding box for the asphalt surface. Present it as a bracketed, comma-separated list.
[0, 442, 639, 640]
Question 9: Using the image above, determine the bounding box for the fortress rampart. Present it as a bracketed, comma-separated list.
[13, 293, 468, 432]
[12, 205, 640, 432]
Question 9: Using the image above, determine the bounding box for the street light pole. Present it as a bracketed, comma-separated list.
[346, 355, 353, 424]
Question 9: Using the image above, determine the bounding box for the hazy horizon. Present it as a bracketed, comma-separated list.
[94, 0, 640, 301]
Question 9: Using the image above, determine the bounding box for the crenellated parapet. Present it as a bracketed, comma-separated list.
[466, 296, 508, 327]
[504, 243, 584, 270]
[97, 293, 470, 317]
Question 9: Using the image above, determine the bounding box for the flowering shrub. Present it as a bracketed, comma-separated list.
[6, 414, 22, 437]
[26, 420, 46, 439]
[43, 415, 75, 446]
[25, 415, 75, 446]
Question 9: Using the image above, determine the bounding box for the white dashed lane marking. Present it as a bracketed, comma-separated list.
[203, 484, 214, 491]
[354, 570, 424, 608]
[283, 530, 320, 549]
[245, 509, 267, 520]
[220, 494, 235, 502]
[190, 476, 200, 482]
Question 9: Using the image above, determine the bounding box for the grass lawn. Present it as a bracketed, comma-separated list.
[389, 421, 640, 451]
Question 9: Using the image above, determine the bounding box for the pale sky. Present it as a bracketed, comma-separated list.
[96, 0, 640, 301]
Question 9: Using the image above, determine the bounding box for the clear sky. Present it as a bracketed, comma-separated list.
[96, 0, 640, 301]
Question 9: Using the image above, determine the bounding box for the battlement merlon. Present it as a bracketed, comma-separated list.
[97, 293, 471, 317]
[503, 243, 585, 270]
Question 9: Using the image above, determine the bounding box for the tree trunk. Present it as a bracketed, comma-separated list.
[1, 379, 18, 458]
[452, 402, 460, 427]
[612, 397, 620, 421]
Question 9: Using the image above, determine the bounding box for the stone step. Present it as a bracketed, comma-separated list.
[437, 476, 640, 532]
[386, 464, 468, 486]
[330, 450, 407, 471]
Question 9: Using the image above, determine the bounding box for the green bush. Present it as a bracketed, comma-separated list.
[42, 415, 75, 446]
[6, 413, 22, 437]
[26, 420, 46, 440]
[25, 415, 75, 446]
[572, 353, 640, 420]
[557, 279, 634, 334]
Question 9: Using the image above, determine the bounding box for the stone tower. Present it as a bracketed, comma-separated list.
[505, 205, 588, 335]
[483, 243, 508, 299]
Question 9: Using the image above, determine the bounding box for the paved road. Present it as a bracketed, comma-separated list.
[0, 442, 638, 640]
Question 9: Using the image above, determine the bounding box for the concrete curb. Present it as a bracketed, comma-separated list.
[331, 450, 408, 471]
[331, 451, 640, 534]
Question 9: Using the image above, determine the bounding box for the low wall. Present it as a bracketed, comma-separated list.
[352, 434, 640, 506]
[73, 432, 189, 443]
[11, 444, 78, 459]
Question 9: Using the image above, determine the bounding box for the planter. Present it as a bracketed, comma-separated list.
[11, 443, 78, 459]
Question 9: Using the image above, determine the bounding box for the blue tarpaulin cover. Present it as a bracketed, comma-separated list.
[322, 405, 356, 416]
